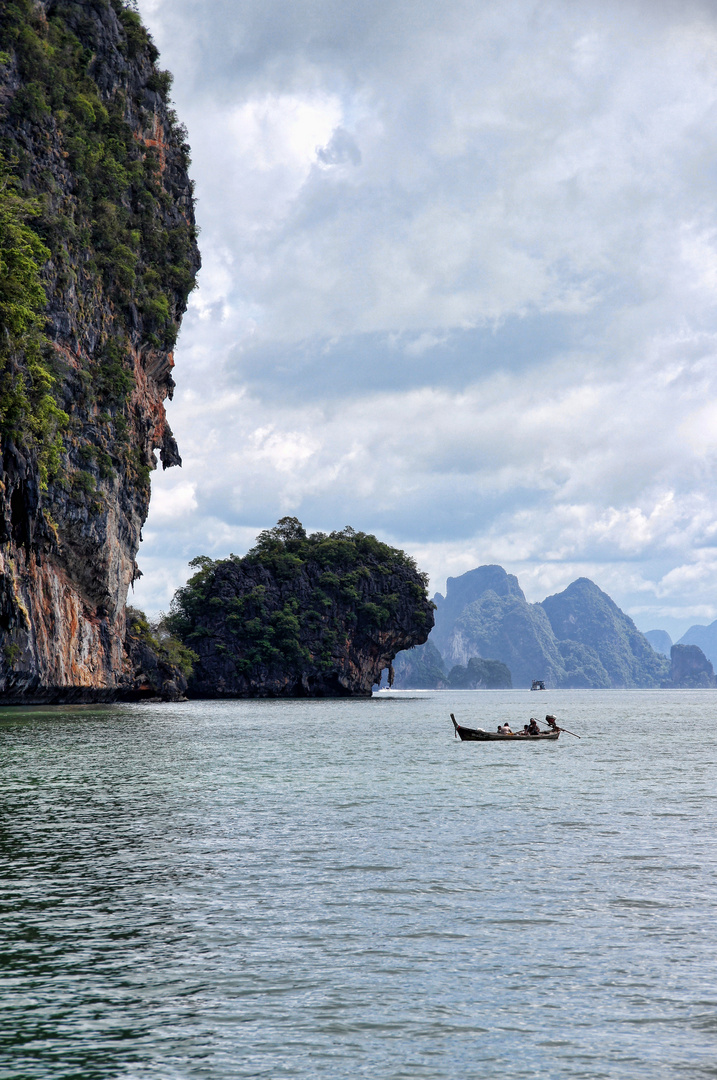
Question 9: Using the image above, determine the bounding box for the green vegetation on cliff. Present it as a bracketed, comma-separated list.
[124, 606, 197, 700]
[448, 588, 564, 688]
[0, 0, 198, 485]
[126, 606, 197, 678]
[166, 518, 434, 697]
[541, 578, 667, 688]
[391, 641, 448, 688]
[445, 656, 512, 690]
[0, 161, 67, 485]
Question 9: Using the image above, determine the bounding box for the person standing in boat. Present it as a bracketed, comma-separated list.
[545, 715, 558, 731]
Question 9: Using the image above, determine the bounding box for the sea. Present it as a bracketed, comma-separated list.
[1, 689, 716, 1080]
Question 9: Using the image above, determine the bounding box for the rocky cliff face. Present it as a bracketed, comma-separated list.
[0, 0, 199, 701]
[391, 640, 512, 689]
[123, 607, 190, 701]
[391, 641, 448, 689]
[166, 519, 434, 698]
[431, 565, 525, 654]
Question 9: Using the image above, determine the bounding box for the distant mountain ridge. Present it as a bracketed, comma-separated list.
[677, 621, 717, 668]
[391, 642, 512, 690]
[645, 629, 672, 656]
[395, 565, 672, 689]
[542, 578, 666, 688]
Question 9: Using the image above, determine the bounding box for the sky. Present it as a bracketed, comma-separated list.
[132, 0, 717, 639]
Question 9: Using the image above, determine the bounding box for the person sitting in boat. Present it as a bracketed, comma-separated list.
[519, 723, 531, 736]
[528, 717, 541, 736]
[498, 723, 513, 734]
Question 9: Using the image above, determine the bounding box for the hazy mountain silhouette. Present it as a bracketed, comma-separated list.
[395, 565, 671, 689]
[677, 620, 717, 668]
[645, 629, 672, 656]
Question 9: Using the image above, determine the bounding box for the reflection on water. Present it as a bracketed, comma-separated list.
[1, 691, 716, 1079]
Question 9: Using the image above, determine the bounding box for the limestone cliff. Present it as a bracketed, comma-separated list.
[663, 644, 717, 689]
[0, 0, 199, 701]
[165, 519, 434, 698]
[391, 641, 448, 689]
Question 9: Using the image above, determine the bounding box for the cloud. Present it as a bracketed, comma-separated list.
[131, 0, 717, 636]
[316, 127, 362, 166]
[147, 480, 198, 524]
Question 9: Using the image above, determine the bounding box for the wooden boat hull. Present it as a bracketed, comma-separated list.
[451, 715, 559, 741]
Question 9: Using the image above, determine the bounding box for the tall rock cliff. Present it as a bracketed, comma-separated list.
[0, 0, 199, 700]
[431, 564, 525, 654]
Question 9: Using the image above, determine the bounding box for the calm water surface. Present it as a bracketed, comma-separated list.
[1, 690, 716, 1079]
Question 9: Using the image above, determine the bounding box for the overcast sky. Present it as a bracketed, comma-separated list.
[132, 0, 717, 638]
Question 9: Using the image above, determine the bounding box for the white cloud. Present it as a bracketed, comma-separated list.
[147, 480, 198, 523]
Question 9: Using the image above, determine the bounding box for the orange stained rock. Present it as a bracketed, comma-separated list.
[141, 112, 168, 173]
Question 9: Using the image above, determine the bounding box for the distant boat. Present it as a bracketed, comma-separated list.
[530, 679, 546, 691]
[451, 714, 559, 741]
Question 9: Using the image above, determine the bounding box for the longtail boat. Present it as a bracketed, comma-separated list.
[451, 714, 560, 741]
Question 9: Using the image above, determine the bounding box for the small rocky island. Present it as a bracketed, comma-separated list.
[165, 518, 434, 697]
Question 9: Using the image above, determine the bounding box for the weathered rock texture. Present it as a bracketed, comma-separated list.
[123, 608, 188, 701]
[166, 520, 434, 698]
[0, 0, 199, 701]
